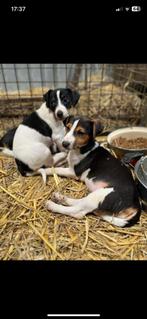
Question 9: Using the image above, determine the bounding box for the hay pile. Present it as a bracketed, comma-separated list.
[0, 87, 50, 98]
[0, 150, 147, 260]
[75, 81, 143, 130]
[0, 87, 50, 118]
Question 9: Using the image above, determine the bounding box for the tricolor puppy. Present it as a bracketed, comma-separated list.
[0, 89, 80, 182]
[45, 115, 141, 227]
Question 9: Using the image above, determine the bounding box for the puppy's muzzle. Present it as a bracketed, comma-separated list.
[62, 141, 70, 149]
[57, 110, 64, 120]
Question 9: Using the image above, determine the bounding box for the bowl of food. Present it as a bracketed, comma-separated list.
[107, 127, 147, 159]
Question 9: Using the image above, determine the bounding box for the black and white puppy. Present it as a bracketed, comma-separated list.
[45, 115, 141, 227]
[0, 89, 80, 181]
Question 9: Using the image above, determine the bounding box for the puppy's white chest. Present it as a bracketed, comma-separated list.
[68, 151, 84, 168]
[52, 125, 66, 151]
[52, 125, 65, 141]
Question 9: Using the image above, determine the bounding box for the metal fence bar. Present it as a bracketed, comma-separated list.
[53, 64, 57, 89]
[86, 64, 92, 116]
[40, 64, 44, 96]
[65, 64, 68, 87]
[84, 64, 88, 90]
[0, 64, 9, 100]
[27, 63, 34, 108]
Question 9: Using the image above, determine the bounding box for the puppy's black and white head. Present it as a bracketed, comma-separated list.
[43, 88, 80, 121]
[62, 115, 103, 150]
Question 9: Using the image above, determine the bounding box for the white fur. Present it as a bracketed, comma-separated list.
[36, 102, 55, 127]
[85, 179, 109, 192]
[46, 188, 114, 218]
[63, 120, 79, 149]
[0, 147, 14, 157]
[81, 187, 114, 210]
[80, 168, 91, 182]
[13, 122, 52, 170]
[37, 101, 66, 151]
[12, 100, 67, 172]
[45, 167, 76, 178]
[68, 142, 99, 168]
[102, 215, 128, 227]
[55, 90, 69, 120]
[13, 122, 51, 149]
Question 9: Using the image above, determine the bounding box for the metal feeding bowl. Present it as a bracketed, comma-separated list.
[107, 127, 147, 159]
[134, 156, 147, 211]
[140, 156, 147, 181]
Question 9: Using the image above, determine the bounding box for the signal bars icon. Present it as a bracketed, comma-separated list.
[115, 8, 122, 11]
[115, 7, 130, 12]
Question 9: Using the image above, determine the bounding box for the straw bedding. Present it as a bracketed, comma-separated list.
[77, 83, 142, 128]
[0, 81, 146, 260]
[0, 132, 147, 260]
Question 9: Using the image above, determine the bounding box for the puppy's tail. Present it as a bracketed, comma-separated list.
[0, 127, 17, 157]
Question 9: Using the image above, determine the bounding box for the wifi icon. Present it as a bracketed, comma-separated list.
[125, 7, 130, 11]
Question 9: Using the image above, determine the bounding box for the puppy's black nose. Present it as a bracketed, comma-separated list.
[62, 141, 70, 149]
[57, 110, 63, 119]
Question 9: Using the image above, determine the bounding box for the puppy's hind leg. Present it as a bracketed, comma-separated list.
[53, 192, 83, 205]
[45, 200, 87, 219]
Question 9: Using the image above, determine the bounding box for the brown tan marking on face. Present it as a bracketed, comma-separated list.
[66, 122, 72, 131]
[74, 125, 90, 147]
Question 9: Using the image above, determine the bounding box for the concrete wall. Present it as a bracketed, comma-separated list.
[0, 64, 105, 94]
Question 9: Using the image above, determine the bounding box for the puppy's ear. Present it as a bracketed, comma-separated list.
[63, 116, 71, 127]
[43, 89, 53, 104]
[93, 120, 104, 137]
[66, 88, 80, 106]
[63, 116, 70, 126]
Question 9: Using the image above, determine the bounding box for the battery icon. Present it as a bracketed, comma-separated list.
[131, 6, 141, 11]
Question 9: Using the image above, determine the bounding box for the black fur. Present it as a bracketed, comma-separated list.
[22, 112, 52, 137]
[15, 159, 33, 176]
[43, 88, 80, 111]
[15, 158, 48, 176]
[94, 121, 104, 137]
[74, 145, 141, 225]
[65, 116, 142, 227]
[80, 140, 95, 154]
[0, 127, 17, 149]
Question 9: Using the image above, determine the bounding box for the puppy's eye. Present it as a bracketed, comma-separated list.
[51, 101, 56, 107]
[63, 98, 69, 104]
[77, 131, 85, 135]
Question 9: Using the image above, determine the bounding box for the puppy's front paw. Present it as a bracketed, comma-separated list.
[45, 200, 55, 211]
[52, 192, 64, 203]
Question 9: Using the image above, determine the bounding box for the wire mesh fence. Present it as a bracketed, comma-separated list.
[0, 64, 147, 133]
